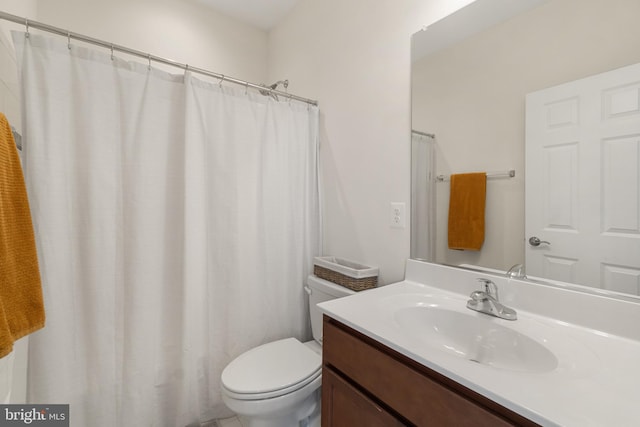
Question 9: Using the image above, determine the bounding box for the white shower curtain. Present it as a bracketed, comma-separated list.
[411, 132, 435, 261]
[14, 33, 320, 426]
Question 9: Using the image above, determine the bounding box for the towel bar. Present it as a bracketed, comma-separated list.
[436, 169, 515, 182]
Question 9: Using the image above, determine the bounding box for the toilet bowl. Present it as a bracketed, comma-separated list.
[220, 275, 355, 427]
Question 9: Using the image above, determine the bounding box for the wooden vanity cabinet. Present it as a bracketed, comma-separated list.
[321, 316, 539, 427]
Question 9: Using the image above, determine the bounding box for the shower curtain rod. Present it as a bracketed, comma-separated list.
[0, 10, 318, 106]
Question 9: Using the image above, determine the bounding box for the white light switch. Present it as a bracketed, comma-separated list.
[390, 202, 406, 229]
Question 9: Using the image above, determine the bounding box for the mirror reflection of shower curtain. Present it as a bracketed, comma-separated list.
[14, 33, 320, 426]
[411, 132, 435, 261]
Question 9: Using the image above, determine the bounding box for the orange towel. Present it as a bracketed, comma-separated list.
[0, 113, 45, 358]
[447, 172, 486, 251]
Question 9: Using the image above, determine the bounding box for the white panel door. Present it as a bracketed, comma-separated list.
[526, 62, 640, 295]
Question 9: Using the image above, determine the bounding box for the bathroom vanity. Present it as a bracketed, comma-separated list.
[318, 260, 640, 426]
[322, 316, 535, 426]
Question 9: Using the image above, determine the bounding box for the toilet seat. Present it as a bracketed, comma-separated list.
[221, 337, 321, 400]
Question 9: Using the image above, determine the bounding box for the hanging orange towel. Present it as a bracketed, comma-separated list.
[0, 113, 45, 358]
[448, 172, 487, 251]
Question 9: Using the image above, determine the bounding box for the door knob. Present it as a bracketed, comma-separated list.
[528, 236, 550, 247]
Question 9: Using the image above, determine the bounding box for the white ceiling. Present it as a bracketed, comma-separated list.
[195, 0, 300, 30]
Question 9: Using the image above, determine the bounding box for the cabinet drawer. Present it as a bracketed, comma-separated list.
[323, 317, 532, 427]
[322, 367, 405, 427]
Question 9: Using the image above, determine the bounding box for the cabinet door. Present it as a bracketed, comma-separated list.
[322, 367, 405, 427]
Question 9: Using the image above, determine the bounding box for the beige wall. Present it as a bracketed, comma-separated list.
[36, 0, 268, 84]
[412, 0, 640, 271]
[0, 0, 37, 42]
[268, 0, 475, 284]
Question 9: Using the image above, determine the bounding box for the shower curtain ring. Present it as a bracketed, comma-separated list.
[67, 32, 71, 50]
[110, 44, 114, 61]
[218, 75, 224, 87]
[25, 19, 30, 38]
[147, 54, 151, 71]
[245, 82, 249, 95]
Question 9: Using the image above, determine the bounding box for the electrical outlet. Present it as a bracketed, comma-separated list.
[390, 202, 406, 229]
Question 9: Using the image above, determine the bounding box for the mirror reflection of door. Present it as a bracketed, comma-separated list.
[526, 62, 640, 295]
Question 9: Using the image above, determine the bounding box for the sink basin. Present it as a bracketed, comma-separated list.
[394, 306, 558, 373]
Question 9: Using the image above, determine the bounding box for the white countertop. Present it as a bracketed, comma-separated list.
[318, 261, 640, 427]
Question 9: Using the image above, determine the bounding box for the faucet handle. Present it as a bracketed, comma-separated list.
[469, 290, 488, 301]
[477, 278, 498, 299]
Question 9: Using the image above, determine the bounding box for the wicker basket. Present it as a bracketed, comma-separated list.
[313, 256, 378, 292]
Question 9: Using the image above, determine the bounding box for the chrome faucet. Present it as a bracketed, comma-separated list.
[467, 278, 517, 320]
[506, 263, 526, 279]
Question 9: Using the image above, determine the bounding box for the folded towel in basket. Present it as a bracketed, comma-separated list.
[0, 113, 45, 358]
[447, 172, 487, 251]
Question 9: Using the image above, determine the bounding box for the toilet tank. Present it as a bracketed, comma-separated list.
[306, 275, 355, 344]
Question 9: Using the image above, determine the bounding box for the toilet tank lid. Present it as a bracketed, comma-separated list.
[221, 338, 320, 396]
[307, 275, 356, 297]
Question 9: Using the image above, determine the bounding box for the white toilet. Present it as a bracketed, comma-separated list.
[220, 275, 355, 427]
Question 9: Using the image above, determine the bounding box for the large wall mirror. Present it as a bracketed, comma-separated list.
[411, 0, 640, 299]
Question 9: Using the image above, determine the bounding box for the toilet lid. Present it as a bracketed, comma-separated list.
[221, 338, 321, 399]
